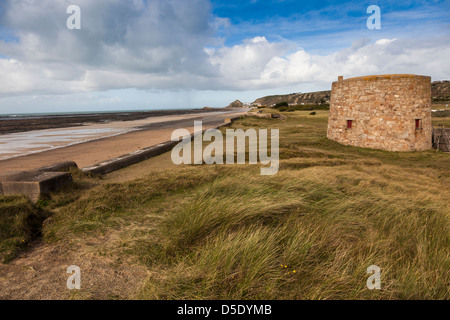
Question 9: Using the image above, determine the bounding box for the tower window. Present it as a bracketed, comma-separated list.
[415, 119, 422, 130]
[347, 120, 353, 129]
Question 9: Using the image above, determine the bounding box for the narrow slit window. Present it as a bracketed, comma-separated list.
[347, 120, 353, 129]
[415, 119, 422, 130]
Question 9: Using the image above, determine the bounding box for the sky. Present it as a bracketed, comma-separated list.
[0, 0, 449, 113]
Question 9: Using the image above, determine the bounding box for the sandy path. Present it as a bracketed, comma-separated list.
[0, 111, 246, 173]
[0, 239, 149, 300]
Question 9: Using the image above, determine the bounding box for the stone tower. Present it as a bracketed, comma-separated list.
[327, 74, 432, 152]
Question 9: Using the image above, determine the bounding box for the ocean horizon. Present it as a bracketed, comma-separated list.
[0, 107, 217, 121]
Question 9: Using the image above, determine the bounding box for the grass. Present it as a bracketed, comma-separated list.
[432, 110, 450, 127]
[0, 196, 51, 262]
[1, 110, 449, 299]
[273, 104, 330, 112]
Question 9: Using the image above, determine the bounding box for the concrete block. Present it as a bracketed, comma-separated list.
[82, 141, 178, 175]
[37, 161, 78, 173]
[0, 171, 73, 202]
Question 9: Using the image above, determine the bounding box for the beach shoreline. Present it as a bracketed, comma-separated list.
[0, 108, 236, 135]
[0, 109, 249, 173]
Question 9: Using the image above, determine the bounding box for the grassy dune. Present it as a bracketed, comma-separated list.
[1, 110, 449, 299]
[0, 196, 50, 263]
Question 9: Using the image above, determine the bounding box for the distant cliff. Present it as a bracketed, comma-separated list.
[226, 100, 245, 108]
[252, 81, 450, 106]
[431, 81, 450, 102]
[253, 91, 330, 106]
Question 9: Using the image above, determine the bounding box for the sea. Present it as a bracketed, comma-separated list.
[0, 108, 233, 161]
[0, 108, 193, 121]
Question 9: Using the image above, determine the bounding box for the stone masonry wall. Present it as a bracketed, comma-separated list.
[327, 74, 432, 152]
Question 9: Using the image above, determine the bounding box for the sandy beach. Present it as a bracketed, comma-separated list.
[0, 109, 248, 173]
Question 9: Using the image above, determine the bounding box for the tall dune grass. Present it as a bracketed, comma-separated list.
[3, 110, 448, 299]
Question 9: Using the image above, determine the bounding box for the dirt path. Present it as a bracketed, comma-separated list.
[0, 238, 149, 300]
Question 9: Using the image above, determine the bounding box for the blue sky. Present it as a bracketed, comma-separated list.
[0, 0, 449, 113]
[211, 0, 450, 50]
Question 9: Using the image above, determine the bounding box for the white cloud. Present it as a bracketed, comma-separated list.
[0, 0, 220, 95]
[207, 36, 287, 83]
[206, 36, 450, 90]
[375, 39, 397, 45]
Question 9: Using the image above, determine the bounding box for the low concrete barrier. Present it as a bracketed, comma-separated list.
[82, 116, 243, 175]
[37, 161, 78, 172]
[0, 171, 73, 202]
[82, 141, 178, 175]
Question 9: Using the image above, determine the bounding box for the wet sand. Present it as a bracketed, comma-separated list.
[0, 111, 233, 161]
[0, 110, 247, 173]
[0, 108, 228, 134]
